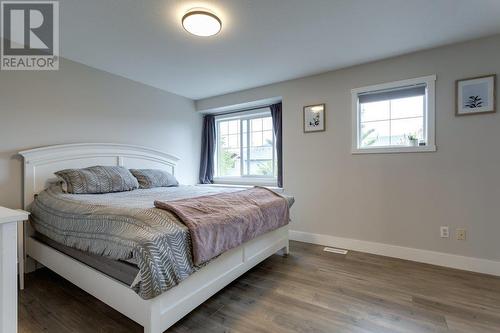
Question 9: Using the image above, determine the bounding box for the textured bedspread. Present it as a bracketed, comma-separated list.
[29, 185, 294, 300]
[155, 187, 290, 265]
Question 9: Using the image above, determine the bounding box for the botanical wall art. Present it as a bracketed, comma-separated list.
[456, 74, 496, 116]
[303, 104, 325, 133]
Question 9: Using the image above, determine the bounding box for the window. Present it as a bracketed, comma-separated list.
[214, 108, 277, 185]
[351, 75, 436, 154]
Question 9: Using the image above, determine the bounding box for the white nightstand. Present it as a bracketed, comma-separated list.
[0, 207, 29, 333]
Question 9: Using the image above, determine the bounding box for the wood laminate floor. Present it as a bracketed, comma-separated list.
[19, 241, 500, 333]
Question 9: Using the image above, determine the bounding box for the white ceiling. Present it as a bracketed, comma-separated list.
[59, 0, 500, 100]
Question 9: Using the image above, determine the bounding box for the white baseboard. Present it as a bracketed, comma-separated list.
[289, 230, 500, 277]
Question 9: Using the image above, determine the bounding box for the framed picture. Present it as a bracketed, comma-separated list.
[303, 104, 325, 133]
[456, 74, 496, 116]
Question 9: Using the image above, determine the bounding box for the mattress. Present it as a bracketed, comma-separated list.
[33, 232, 140, 286]
[29, 185, 294, 299]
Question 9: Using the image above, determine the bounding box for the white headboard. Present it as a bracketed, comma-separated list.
[19, 143, 180, 209]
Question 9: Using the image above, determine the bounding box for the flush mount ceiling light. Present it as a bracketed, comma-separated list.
[182, 9, 221, 37]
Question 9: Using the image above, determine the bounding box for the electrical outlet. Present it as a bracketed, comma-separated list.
[440, 226, 449, 238]
[456, 229, 466, 241]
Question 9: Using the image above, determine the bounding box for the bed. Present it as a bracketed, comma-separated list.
[19, 143, 290, 333]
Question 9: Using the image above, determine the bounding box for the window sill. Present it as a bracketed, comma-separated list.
[352, 145, 436, 154]
[212, 177, 277, 186]
[197, 183, 284, 193]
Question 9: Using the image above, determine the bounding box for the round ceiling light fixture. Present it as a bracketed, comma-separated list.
[182, 9, 222, 37]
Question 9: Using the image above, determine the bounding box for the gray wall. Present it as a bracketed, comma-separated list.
[0, 58, 202, 209]
[197, 35, 500, 261]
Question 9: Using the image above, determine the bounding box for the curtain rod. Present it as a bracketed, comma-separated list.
[209, 102, 280, 117]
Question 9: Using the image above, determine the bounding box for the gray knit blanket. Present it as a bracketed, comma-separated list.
[29, 185, 294, 300]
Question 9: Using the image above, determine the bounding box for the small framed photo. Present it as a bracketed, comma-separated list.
[303, 104, 325, 133]
[456, 74, 496, 116]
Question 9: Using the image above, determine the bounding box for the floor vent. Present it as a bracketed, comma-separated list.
[323, 247, 348, 255]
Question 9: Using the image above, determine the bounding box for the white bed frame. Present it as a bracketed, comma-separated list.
[19, 143, 289, 333]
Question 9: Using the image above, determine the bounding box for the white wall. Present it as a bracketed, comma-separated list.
[197, 35, 500, 262]
[0, 58, 202, 209]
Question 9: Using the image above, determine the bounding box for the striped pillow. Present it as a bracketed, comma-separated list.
[129, 169, 179, 189]
[55, 166, 139, 194]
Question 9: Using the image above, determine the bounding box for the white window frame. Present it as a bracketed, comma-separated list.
[213, 108, 277, 186]
[351, 75, 437, 154]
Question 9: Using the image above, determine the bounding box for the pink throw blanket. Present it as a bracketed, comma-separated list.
[154, 187, 289, 265]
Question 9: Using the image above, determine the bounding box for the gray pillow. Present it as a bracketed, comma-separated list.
[55, 166, 139, 194]
[129, 169, 179, 189]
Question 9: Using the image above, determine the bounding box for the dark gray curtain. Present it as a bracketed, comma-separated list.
[270, 102, 283, 187]
[199, 115, 216, 184]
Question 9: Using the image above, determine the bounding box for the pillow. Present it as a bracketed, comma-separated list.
[129, 169, 179, 189]
[47, 177, 68, 192]
[55, 166, 139, 194]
